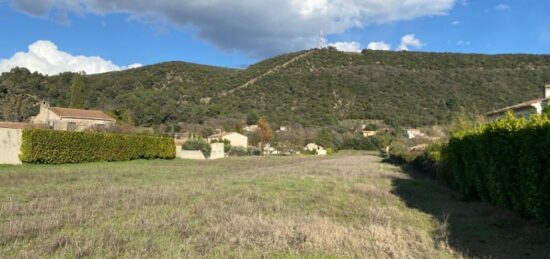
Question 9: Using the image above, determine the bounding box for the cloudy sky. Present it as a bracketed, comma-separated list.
[1, 0, 549, 75]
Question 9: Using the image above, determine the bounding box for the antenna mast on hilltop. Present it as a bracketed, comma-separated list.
[318, 30, 326, 49]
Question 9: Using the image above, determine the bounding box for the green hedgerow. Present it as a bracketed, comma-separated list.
[447, 111, 550, 224]
[20, 129, 175, 164]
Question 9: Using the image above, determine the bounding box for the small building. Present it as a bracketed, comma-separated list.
[31, 101, 116, 131]
[263, 143, 281, 155]
[243, 125, 259, 132]
[362, 130, 377, 138]
[278, 126, 289, 132]
[304, 143, 327, 156]
[409, 144, 428, 153]
[208, 132, 248, 148]
[487, 85, 550, 119]
[406, 129, 425, 139]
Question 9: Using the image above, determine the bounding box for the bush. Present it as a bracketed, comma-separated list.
[247, 147, 261, 156]
[20, 129, 175, 164]
[182, 139, 211, 158]
[228, 146, 248, 156]
[301, 149, 317, 155]
[388, 141, 417, 163]
[341, 136, 378, 150]
[447, 112, 550, 224]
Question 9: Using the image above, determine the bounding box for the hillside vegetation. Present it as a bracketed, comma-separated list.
[2, 48, 550, 128]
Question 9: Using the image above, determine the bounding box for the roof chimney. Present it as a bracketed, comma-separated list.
[546, 85, 550, 99]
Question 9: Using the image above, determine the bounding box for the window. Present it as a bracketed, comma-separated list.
[67, 122, 77, 131]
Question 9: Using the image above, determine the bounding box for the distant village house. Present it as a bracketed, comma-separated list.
[487, 85, 550, 119]
[362, 130, 377, 138]
[31, 101, 116, 131]
[304, 143, 327, 156]
[243, 125, 259, 132]
[406, 129, 425, 139]
[208, 131, 248, 148]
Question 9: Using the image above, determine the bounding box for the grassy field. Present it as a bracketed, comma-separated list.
[1, 152, 549, 258]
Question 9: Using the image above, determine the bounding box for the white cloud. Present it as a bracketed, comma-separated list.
[327, 41, 362, 52]
[458, 0, 469, 6]
[397, 34, 424, 51]
[495, 4, 510, 11]
[0, 40, 141, 75]
[456, 40, 471, 46]
[367, 41, 391, 51]
[10, 0, 456, 57]
[451, 20, 460, 25]
[126, 63, 143, 69]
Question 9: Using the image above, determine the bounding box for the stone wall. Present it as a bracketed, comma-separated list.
[175, 145, 206, 160]
[0, 128, 23, 165]
[210, 143, 225, 159]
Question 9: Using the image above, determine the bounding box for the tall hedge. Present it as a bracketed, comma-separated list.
[20, 129, 175, 164]
[447, 112, 550, 223]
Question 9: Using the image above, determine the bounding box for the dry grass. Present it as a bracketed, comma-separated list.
[0, 153, 463, 258]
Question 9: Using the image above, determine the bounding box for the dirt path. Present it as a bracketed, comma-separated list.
[200, 51, 314, 104]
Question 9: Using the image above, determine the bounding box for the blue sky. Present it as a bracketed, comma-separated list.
[1, 0, 549, 75]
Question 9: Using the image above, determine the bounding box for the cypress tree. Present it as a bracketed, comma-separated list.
[69, 74, 85, 108]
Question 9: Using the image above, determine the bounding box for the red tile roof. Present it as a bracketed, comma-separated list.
[0, 121, 35, 129]
[486, 98, 548, 116]
[49, 107, 115, 121]
[208, 132, 241, 138]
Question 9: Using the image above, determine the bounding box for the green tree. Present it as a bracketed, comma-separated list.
[246, 113, 259, 125]
[69, 74, 85, 108]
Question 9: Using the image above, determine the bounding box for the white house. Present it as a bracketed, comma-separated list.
[208, 132, 248, 148]
[406, 129, 426, 139]
[487, 85, 550, 119]
[31, 101, 116, 131]
[243, 125, 259, 132]
[304, 143, 327, 156]
[362, 130, 377, 138]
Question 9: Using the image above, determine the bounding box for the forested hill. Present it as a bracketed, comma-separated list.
[2, 48, 550, 128]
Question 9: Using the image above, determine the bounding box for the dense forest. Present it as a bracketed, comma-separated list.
[2, 48, 550, 129]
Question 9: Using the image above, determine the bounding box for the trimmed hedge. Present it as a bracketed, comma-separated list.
[20, 129, 175, 164]
[447, 112, 550, 223]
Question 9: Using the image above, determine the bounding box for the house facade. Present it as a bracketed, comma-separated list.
[31, 101, 116, 131]
[487, 85, 550, 119]
[208, 132, 248, 148]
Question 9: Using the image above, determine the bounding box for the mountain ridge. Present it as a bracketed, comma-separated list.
[2, 48, 550, 128]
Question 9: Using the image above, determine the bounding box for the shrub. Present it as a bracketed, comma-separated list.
[247, 147, 261, 156]
[447, 112, 550, 224]
[20, 129, 175, 164]
[182, 139, 211, 158]
[341, 136, 378, 150]
[301, 149, 317, 155]
[388, 141, 417, 163]
[228, 146, 248, 157]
